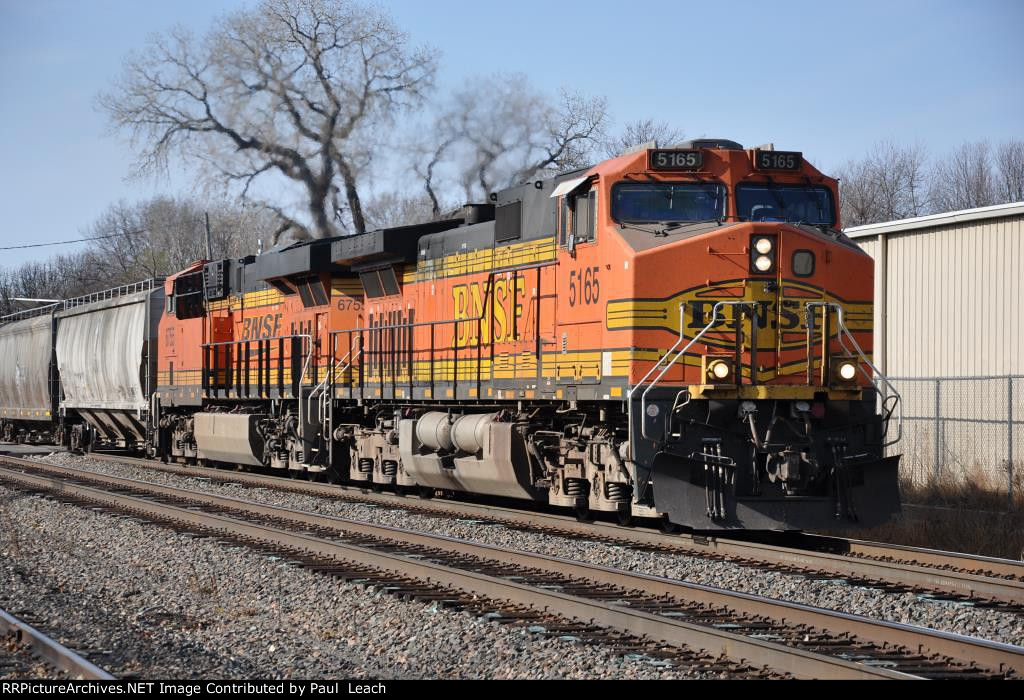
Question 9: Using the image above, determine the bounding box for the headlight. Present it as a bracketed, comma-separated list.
[749, 235, 776, 274]
[831, 357, 859, 386]
[708, 360, 731, 381]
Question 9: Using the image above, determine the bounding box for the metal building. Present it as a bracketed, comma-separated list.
[845, 202, 1024, 496]
[846, 201, 1024, 377]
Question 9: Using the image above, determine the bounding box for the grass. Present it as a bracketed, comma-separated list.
[834, 468, 1024, 560]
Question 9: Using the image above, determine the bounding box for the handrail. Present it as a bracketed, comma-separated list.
[1, 279, 163, 324]
[308, 357, 337, 424]
[202, 333, 314, 396]
[805, 301, 903, 447]
[632, 301, 750, 441]
[0, 303, 60, 323]
[328, 272, 500, 395]
[309, 343, 362, 425]
[62, 278, 163, 311]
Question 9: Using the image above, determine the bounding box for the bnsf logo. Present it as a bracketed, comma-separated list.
[241, 313, 283, 340]
[606, 281, 872, 352]
[687, 300, 802, 331]
[451, 278, 525, 347]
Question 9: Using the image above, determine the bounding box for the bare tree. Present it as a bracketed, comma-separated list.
[835, 156, 880, 228]
[362, 191, 440, 229]
[82, 196, 280, 286]
[872, 141, 929, 221]
[99, 0, 437, 239]
[602, 118, 684, 158]
[835, 141, 930, 226]
[929, 141, 998, 212]
[995, 140, 1024, 203]
[414, 74, 608, 204]
[0, 194, 305, 316]
[0, 253, 96, 316]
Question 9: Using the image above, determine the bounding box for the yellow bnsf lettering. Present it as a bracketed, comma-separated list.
[241, 312, 283, 340]
[452, 277, 526, 347]
[688, 300, 802, 331]
[606, 280, 872, 352]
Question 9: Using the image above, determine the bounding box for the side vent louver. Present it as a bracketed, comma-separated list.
[495, 201, 522, 242]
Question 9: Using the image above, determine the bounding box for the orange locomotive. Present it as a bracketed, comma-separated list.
[153, 138, 902, 530]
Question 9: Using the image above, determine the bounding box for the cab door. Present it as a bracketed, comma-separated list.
[555, 185, 604, 386]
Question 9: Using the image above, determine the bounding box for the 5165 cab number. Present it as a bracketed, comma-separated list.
[568, 267, 600, 306]
[648, 149, 703, 171]
[753, 150, 803, 171]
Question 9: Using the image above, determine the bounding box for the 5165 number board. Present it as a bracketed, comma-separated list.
[753, 150, 803, 171]
[648, 149, 704, 171]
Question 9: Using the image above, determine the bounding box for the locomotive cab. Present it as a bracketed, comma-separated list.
[583, 141, 901, 529]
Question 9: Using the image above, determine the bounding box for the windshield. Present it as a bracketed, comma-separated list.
[736, 184, 835, 226]
[611, 182, 725, 223]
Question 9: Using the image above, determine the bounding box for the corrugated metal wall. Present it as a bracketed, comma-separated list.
[0, 314, 53, 418]
[56, 299, 147, 411]
[853, 214, 1023, 491]
[856, 214, 1023, 377]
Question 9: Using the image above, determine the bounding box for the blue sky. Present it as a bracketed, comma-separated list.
[0, 0, 1021, 266]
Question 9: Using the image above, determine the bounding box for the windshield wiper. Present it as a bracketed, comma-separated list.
[763, 180, 793, 221]
[618, 218, 723, 236]
[617, 221, 661, 234]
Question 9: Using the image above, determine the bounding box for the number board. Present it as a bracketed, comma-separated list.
[648, 149, 704, 171]
[753, 150, 803, 171]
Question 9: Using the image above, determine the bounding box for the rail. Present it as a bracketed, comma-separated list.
[309, 345, 362, 426]
[806, 301, 903, 446]
[0, 302, 61, 323]
[78, 450, 1024, 605]
[0, 607, 115, 680]
[632, 301, 751, 441]
[331, 269, 486, 400]
[201, 333, 314, 399]
[61, 278, 162, 310]
[3, 456, 1019, 679]
[323, 261, 559, 404]
[629, 300, 900, 447]
[1, 278, 163, 324]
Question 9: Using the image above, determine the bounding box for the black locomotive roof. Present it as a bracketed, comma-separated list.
[417, 168, 589, 262]
[330, 217, 467, 269]
[247, 237, 337, 281]
[219, 167, 589, 295]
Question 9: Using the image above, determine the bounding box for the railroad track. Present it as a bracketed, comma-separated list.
[66, 450, 1024, 609]
[1, 455, 1021, 679]
[0, 607, 115, 680]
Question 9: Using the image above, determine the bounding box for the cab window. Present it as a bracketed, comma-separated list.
[611, 182, 725, 223]
[571, 190, 595, 243]
[736, 184, 835, 226]
[172, 272, 205, 319]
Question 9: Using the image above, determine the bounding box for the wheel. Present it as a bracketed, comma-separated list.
[418, 486, 434, 499]
[573, 504, 591, 522]
[616, 510, 633, 527]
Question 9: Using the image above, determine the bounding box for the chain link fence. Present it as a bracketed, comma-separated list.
[888, 376, 1023, 508]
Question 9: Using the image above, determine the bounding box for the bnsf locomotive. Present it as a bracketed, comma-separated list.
[0, 139, 902, 530]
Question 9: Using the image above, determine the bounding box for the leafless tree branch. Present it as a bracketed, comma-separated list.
[99, 0, 437, 237]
